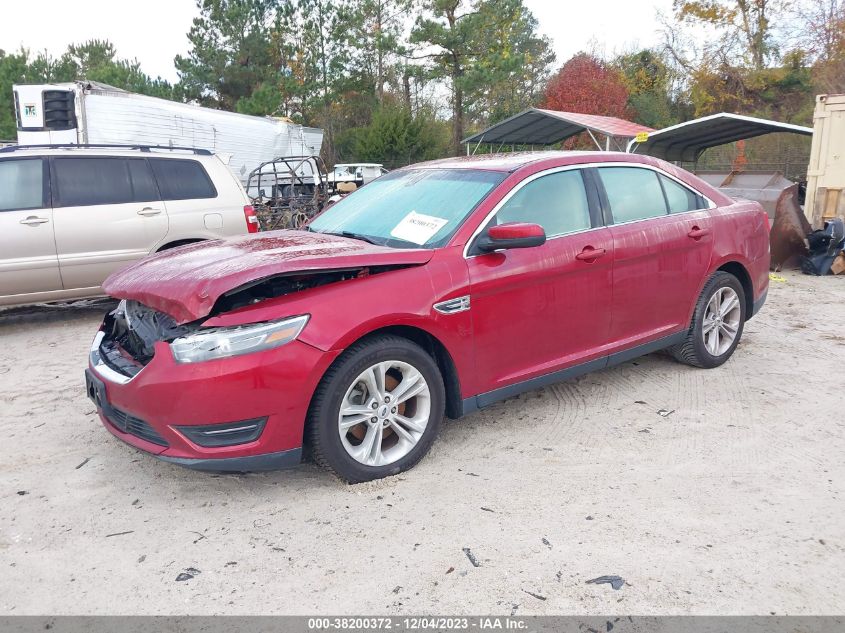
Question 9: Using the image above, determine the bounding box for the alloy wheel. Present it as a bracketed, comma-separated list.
[338, 360, 431, 466]
[702, 286, 742, 356]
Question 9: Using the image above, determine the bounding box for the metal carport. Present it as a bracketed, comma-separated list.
[462, 108, 654, 154]
[629, 113, 813, 162]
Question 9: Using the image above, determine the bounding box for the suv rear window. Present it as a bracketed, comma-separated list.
[149, 159, 217, 200]
[0, 158, 44, 211]
[53, 157, 159, 207]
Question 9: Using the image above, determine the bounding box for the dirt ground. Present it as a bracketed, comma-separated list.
[1, 270, 843, 616]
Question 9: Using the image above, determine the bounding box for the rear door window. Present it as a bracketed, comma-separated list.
[149, 159, 217, 200]
[53, 158, 134, 207]
[659, 174, 705, 213]
[598, 167, 668, 223]
[0, 158, 44, 211]
[53, 157, 163, 207]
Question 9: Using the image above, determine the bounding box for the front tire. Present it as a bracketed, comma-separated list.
[670, 271, 746, 369]
[306, 334, 445, 483]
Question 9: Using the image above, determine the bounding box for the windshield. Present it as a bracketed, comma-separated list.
[308, 168, 505, 248]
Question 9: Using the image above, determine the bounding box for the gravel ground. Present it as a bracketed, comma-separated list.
[0, 270, 843, 615]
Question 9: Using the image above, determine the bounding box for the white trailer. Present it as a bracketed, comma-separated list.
[12, 81, 323, 184]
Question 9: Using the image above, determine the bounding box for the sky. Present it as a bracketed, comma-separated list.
[0, 0, 676, 83]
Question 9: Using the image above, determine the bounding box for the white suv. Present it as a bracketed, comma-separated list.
[0, 145, 259, 307]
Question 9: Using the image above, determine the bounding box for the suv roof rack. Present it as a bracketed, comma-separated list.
[0, 143, 213, 155]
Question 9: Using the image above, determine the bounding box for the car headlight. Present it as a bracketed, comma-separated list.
[170, 315, 309, 363]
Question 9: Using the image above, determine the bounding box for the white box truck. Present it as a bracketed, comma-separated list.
[12, 81, 323, 184]
[805, 93, 845, 228]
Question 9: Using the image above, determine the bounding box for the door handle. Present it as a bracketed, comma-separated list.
[575, 247, 607, 261]
[688, 226, 710, 239]
[137, 207, 162, 216]
[19, 216, 49, 226]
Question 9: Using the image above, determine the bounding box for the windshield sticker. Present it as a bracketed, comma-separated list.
[390, 211, 448, 245]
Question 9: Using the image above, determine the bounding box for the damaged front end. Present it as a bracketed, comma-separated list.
[101, 230, 434, 324]
[94, 300, 195, 379]
[212, 267, 377, 314]
[94, 267, 399, 378]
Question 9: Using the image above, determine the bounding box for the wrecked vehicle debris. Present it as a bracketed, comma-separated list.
[175, 568, 201, 582]
[770, 184, 812, 270]
[802, 218, 845, 276]
[463, 548, 481, 568]
[586, 575, 626, 590]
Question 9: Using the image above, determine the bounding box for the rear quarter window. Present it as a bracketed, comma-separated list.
[659, 174, 705, 213]
[149, 159, 217, 201]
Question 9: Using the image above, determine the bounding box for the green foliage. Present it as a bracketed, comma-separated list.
[410, 0, 479, 154]
[234, 81, 284, 116]
[0, 49, 28, 139]
[344, 104, 447, 166]
[175, 0, 278, 111]
[411, 0, 553, 155]
[0, 0, 548, 162]
[613, 49, 679, 128]
[658, 0, 835, 141]
[470, 0, 555, 123]
[689, 50, 815, 123]
[3, 0, 825, 169]
[344, 0, 414, 102]
[674, 0, 780, 69]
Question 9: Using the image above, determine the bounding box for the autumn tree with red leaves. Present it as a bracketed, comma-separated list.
[542, 53, 631, 118]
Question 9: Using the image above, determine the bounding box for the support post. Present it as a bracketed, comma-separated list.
[586, 129, 603, 151]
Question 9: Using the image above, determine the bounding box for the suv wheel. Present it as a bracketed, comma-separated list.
[670, 271, 746, 369]
[307, 335, 445, 483]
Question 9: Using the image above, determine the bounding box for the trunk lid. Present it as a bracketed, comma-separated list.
[103, 230, 434, 323]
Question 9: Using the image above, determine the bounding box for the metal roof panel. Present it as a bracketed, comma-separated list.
[463, 108, 654, 146]
[631, 113, 813, 161]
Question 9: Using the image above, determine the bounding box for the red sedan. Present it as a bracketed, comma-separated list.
[86, 151, 770, 482]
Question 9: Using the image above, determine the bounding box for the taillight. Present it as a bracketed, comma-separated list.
[244, 205, 259, 233]
[764, 212, 771, 233]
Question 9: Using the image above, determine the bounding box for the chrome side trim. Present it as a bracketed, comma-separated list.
[434, 295, 471, 315]
[203, 424, 261, 436]
[89, 330, 132, 385]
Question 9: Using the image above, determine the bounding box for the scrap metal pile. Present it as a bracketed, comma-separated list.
[803, 218, 845, 276]
[246, 155, 330, 231]
[769, 183, 845, 275]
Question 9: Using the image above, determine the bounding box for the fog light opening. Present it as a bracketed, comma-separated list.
[175, 418, 267, 448]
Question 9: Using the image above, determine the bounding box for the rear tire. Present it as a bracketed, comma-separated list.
[306, 334, 445, 483]
[670, 271, 746, 369]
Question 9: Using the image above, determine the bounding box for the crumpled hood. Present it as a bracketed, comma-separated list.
[103, 230, 434, 324]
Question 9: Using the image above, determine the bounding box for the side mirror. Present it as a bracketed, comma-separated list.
[476, 222, 546, 253]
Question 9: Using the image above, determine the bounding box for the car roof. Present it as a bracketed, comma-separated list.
[0, 145, 215, 160]
[411, 150, 634, 172]
[405, 150, 735, 206]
